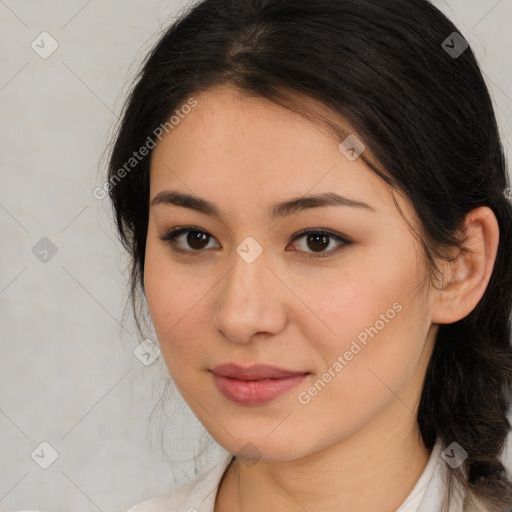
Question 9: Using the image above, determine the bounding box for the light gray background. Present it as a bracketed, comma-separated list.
[1, 1, 511, 511]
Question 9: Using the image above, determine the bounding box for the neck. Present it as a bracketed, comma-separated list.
[215, 409, 432, 512]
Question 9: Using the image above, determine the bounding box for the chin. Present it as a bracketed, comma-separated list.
[210, 430, 310, 462]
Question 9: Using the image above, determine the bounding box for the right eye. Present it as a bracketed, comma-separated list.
[158, 226, 220, 255]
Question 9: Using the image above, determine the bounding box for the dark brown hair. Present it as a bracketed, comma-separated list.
[106, 0, 512, 509]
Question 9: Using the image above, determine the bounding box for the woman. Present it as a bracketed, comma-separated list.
[107, 0, 512, 510]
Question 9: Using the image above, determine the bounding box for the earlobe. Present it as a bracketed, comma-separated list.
[430, 206, 499, 325]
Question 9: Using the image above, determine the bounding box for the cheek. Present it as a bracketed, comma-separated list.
[143, 241, 215, 371]
[144, 242, 171, 331]
[301, 245, 428, 385]
[144, 242, 181, 354]
[291, 253, 417, 355]
[293, 269, 429, 438]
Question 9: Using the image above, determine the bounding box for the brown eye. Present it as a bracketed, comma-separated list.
[158, 227, 219, 254]
[186, 231, 210, 250]
[288, 229, 351, 259]
[305, 233, 330, 252]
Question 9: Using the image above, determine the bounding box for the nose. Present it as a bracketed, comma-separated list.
[213, 248, 287, 344]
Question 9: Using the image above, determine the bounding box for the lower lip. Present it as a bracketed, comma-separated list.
[212, 373, 309, 405]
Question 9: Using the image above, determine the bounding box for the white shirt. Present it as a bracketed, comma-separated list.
[125, 437, 474, 512]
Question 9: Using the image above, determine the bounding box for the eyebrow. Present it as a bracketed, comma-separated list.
[150, 190, 376, 220]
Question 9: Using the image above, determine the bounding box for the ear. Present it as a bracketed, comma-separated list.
[431, 206, 499, 324]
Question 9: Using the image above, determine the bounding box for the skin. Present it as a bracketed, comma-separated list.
[143, 84, 499, 512]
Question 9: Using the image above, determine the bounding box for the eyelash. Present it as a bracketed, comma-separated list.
[158, 226, 351, 259]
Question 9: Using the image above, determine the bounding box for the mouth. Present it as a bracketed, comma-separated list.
[210, 363, 310, 405]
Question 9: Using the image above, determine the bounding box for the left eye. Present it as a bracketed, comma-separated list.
[158, 227, 351, 258]
[290, 228, 350, 258]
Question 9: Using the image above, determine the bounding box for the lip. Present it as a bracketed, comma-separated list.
[210, 363, 310, 405]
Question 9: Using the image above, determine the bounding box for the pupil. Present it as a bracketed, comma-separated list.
[308, 233, 328, 252]
[188, 231, 208, 249]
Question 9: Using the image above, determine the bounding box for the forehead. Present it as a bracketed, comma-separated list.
[148, 84, 409, 223]
[155, 84, 358, 158]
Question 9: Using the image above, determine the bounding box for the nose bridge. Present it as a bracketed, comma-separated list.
[214, 243, 285, 343]
[223, 245, 270, 314]
[231, 243, 269, 296]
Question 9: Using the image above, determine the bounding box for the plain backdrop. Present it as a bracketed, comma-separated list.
[1, 1, 512, 511]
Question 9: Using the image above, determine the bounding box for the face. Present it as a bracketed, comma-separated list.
[144, 84, 438, 462]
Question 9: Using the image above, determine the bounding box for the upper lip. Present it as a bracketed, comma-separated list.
[211, 363, 309, 380]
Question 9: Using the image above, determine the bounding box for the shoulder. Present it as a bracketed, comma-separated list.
[124, 453, 234, 512]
